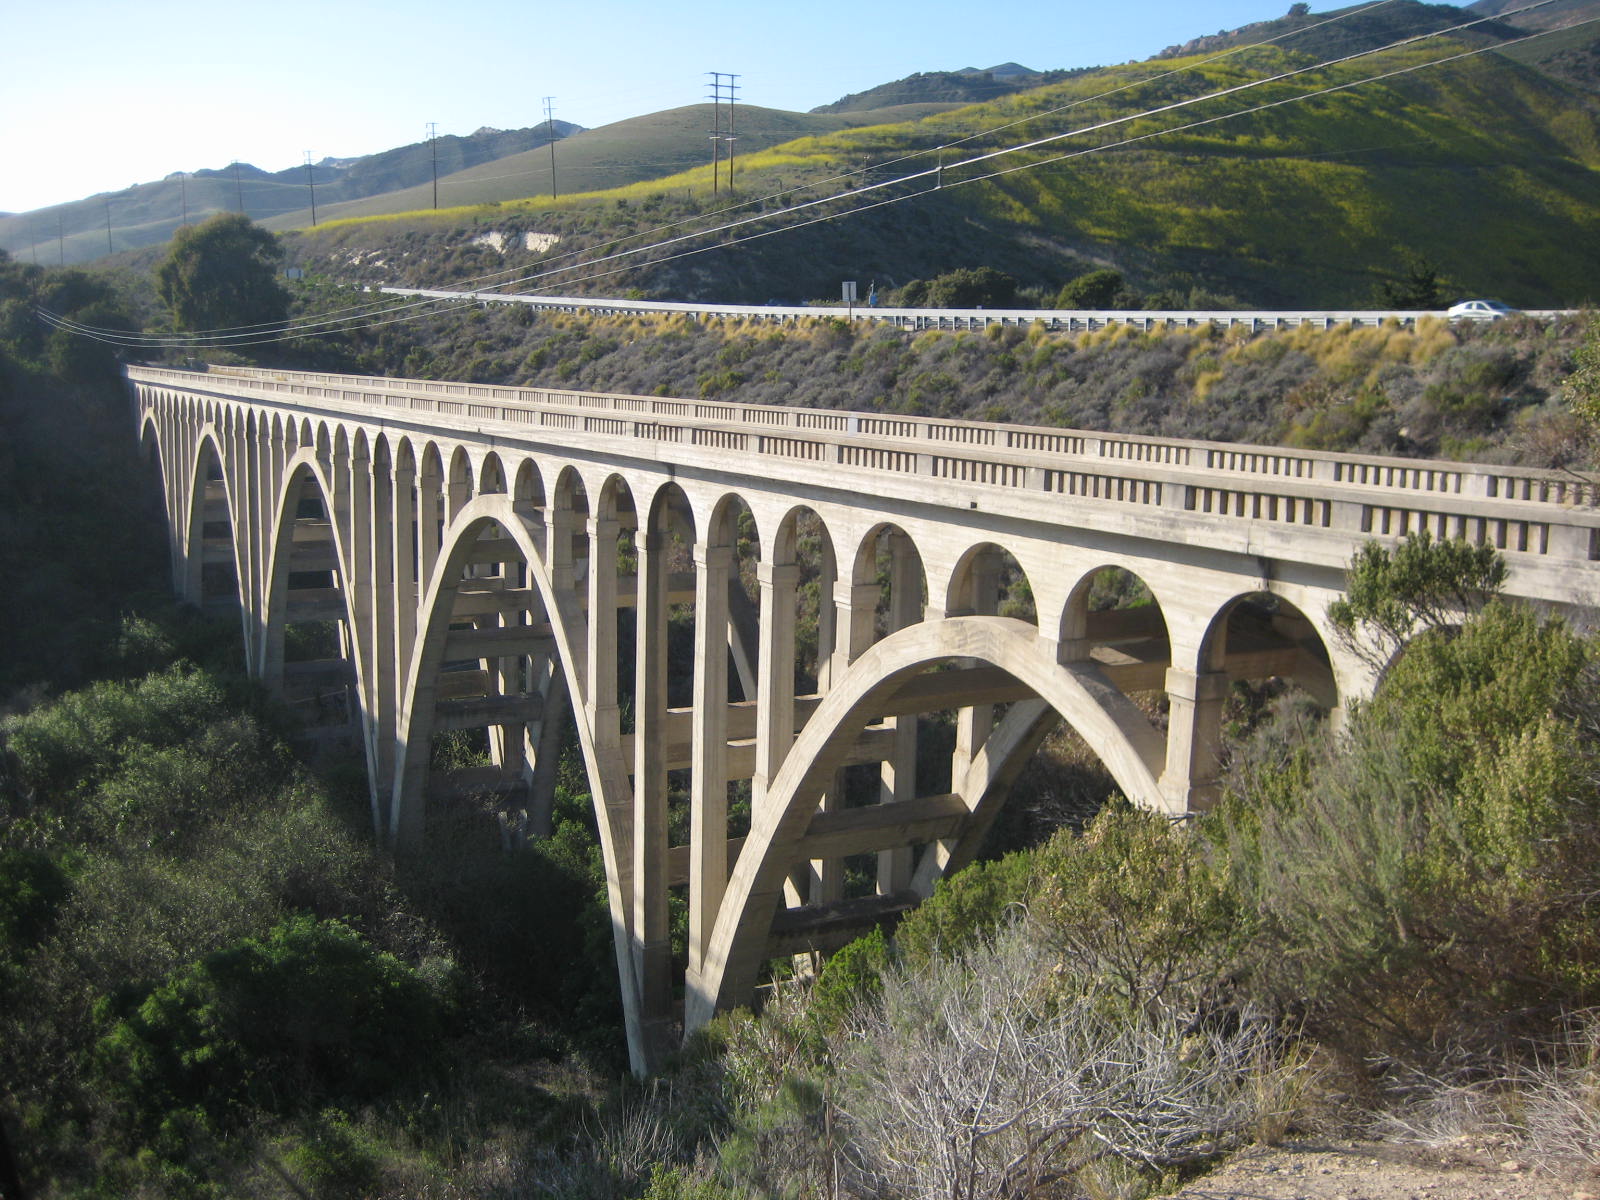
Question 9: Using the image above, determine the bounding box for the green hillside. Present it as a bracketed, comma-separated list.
[262, 103, 960, 228]
[292, 33, 1600, 309]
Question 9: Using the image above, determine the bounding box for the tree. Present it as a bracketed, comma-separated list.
[1055, 269, 1124, 310]
[1327, 530, 1506, 671]
[155, 213, 288, 334]
[1378, 254, 1444, 309]
[922, 267, 1018, 309]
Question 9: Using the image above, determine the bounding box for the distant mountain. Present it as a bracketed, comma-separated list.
[0, 123, 579, 266]
[261, 104, 963, 227]
[812, 64, 1089, 113]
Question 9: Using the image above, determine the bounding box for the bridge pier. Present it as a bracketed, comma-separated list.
[1160, 667, 1233, 813]
[632, 526, 675, 1067]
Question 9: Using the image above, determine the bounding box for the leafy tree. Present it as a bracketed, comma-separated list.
[1378, 254, 1445, 309]
[94, 916, 451, 1131]
[915, 266, 1018, 309]
[1055, 268, 1125, 310]
[1328, 531, 1505, 670]
[155, 213, 287, 334]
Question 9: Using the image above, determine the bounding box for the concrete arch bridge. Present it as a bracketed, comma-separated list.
[128, 362, 1600, 1071]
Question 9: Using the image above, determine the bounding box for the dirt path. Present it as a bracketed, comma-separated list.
[1169, 1139, 1599, 1200]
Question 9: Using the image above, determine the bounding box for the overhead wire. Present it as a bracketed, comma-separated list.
[44, 0, 1432, 346]
[37, 1, 1415, 344]
[40, 0, 1578, 350]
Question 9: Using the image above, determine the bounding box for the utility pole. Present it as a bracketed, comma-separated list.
[179, 172, 189, 225]
[234, 161, 244, 213]
[57, 211, 65, 266]
[543, 98, 558, 198]
[304, 152, 318, 227]
[706, 73, 739, 194]
[105, 196, 113, 254]
[427, 122, 439, 210]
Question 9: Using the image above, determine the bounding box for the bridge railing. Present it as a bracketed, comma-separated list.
[130, 364, 1600, 573]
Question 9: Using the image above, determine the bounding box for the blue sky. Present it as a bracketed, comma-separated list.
[1, 0, 1291, 214]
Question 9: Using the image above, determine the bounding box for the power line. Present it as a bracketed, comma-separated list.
[35, 0, 1408, 338]
[41, 0, 1577, 350]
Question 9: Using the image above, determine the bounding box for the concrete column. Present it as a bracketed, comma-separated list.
[416, 459, 442, 605]
[689, 541, 733, 982]
[879, 531, 921, 894]
[951, 548, 1001, 774]
[346, 446, 376, 789]
[752, 562, 800, 812]
[391, 460, 418, 740]
[631, 528, 673, 1065]
[1161, 667, 1232, 814]
[447, 461, 471, 524]
[527, 662, 568, 838]
[585, 516, 618, 718]
[812, 578, 880, 904]
[368, 455, 397, 832]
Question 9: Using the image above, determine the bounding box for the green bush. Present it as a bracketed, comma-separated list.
[95, 915, 452, 1132]
[809, 926, 889, 1034]
[1236, 600, 1600, 1052]
[1030, 807, 1248, 1014]
[892, 848, 1033, 971]
[4, 666, 231, 801]
[0, 847, 70, 958]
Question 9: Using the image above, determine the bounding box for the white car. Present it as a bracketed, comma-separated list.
[1445, 299, 1517, 321]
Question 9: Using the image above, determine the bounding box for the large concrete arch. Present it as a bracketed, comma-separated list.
[181, 428, 248, 641]
[687, 614, 1166, 1027]
[260, 451, 377, 790]
[388, 494, 651, 1067]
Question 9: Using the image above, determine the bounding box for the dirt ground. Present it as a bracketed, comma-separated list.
[1169, 1139, 1600, 1200]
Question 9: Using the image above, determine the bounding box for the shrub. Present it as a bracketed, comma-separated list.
[95, 915, 452, 1133]
[0, 847, 69, 957]
[836, 920, 1288, 1200]
[1030, 807, 1249, 1016]
[3, 666, 231, 801]
[1327, 531, 1506, 672]
[1236, 600, 1600, 1053]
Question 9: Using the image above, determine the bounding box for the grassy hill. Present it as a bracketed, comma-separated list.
[261, 103, 962, 228]
[290, 29, 1600, 309]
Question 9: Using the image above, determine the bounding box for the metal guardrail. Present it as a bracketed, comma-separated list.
[378, 286, 1570, 334]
